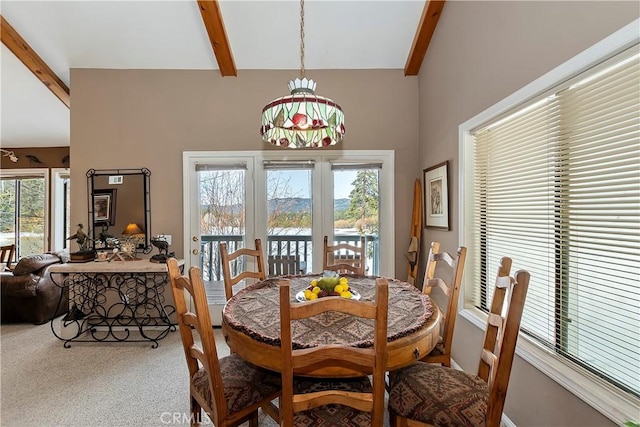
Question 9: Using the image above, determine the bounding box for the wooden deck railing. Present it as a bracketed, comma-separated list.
[199, 234, 379, 281]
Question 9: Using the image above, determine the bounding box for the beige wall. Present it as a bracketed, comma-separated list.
[68, 2, 638, 424]
[417, 1, 639, 426]
[70, 69, 419, 275]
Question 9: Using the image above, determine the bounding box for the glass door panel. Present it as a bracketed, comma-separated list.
[197, 168, 246, 282]
[193, 162, 253, 326]
[265, 168, 313, 274]
[0, 179, 17, 250]
[332, 168, 380, 275]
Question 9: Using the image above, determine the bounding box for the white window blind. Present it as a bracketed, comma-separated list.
[469, 45, 639, 397]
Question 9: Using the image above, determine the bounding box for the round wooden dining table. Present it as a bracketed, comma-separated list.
[221, 274, 441, 377]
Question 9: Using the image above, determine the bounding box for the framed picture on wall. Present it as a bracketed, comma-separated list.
[94, 189, 117, 226]
[423, 161, 450, 231]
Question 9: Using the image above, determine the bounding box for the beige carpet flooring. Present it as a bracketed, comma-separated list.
[0, 319, 390, 427]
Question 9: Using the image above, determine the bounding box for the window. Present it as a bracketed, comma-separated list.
[460, 21, 639, 423]
[0, 169, 50, 258]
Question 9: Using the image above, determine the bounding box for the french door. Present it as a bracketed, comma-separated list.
[183, 150, 394, 304]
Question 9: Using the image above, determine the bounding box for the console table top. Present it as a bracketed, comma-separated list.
[49, 258, 185, 273]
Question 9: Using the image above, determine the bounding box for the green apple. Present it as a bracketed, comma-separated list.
[317, 276, 340, 292]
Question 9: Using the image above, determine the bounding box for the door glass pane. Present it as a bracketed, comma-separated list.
[198, 169, 245, 281]
[266, 169, 312, 274]
[19, 178, 46, 256]
[333, 168, 380, 275]
[0, 177, 45, 258]
[0, 179, 17, 250]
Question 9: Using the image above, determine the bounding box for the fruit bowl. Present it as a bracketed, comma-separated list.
[297, 272, 360, 301]
[296, 289, 361, 302]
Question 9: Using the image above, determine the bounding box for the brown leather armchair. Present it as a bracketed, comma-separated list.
[1, 253, 68, 325]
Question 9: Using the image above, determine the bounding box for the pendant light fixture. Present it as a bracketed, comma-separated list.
[260, 0, 345, 149]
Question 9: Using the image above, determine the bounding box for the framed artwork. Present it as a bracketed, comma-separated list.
[94, 189, 117, 226]
[423, 161, 450, 231]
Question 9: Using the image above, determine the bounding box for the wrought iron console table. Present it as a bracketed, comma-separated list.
[48, 259, 183, 348]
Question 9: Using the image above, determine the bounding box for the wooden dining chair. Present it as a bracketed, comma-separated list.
[0, 244, 16, 271]
[220, 239, 266, 301]
[420, 243, 467, 367]
[167, 258, 280, 427]
[322, 235, 366, 275]
[388, 257, 530, 427]
[279, 277, 388, 427]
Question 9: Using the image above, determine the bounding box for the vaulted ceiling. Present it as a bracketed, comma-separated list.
[1, 0, 444, 148]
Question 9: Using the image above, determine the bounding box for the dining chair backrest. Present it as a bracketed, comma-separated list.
[481, 258, 530, 425]
[322, 235, 366, 275]
[0, 244, 16, 271]
[167, 259, 226, 424]
[278, 277, 388, 427]
[267, 255, 300, 277]
[422, 241, 440, 285]
[387, 257, 529, 427]
[421, 244, 467, 367]
[220, 238, 266, 300]
[168, 258, 281, 427]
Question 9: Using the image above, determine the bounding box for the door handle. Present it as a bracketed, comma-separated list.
[192, 236, 199, 242]
[192, 249, 199, 255]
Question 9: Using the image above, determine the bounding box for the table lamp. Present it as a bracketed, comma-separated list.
[120, 223, 145, 259]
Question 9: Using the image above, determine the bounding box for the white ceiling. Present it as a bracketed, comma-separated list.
[0, 0, 425, 148]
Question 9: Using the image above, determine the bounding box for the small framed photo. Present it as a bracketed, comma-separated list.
[94, 189, 117, 226]
[423, 161, 450, 231]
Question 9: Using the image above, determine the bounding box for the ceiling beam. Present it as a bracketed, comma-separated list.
[404, 0, 446, 76]
[197, 0, 237, 77]
[1, 15, 70, 108]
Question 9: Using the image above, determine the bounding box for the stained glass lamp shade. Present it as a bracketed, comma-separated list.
[260, 78, 345, 149]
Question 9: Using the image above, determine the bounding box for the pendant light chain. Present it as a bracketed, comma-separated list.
[260, 0, 345, 148]
[299, 0, 305, 78]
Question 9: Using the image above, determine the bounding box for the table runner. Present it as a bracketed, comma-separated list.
[224, 274, 433, 349]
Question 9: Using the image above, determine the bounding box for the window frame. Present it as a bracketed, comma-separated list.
[458, 19, 640, 424]
[51, 168, 71, 251]
[0, 168, 50, 257]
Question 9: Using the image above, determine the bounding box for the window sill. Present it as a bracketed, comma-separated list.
[460, 307, 640, 425]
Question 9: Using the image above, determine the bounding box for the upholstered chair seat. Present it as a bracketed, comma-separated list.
[388, 362, 489, 427]
[291, 377, 373, 426]
[167, 259, 280, 427]
[192, 355, 281, 416]
[387, 259, 530, 427]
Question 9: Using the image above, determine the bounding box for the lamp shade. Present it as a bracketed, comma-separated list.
[122, 223, 144, 236]
[260, 78, 345, 149]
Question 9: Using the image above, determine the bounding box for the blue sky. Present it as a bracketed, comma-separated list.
[275, 170, 357, 199]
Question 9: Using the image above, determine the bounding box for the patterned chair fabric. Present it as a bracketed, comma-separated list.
[192, 355, 281, 416]
[388, 362, 489, 427]
[292, 377, 373, 426]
